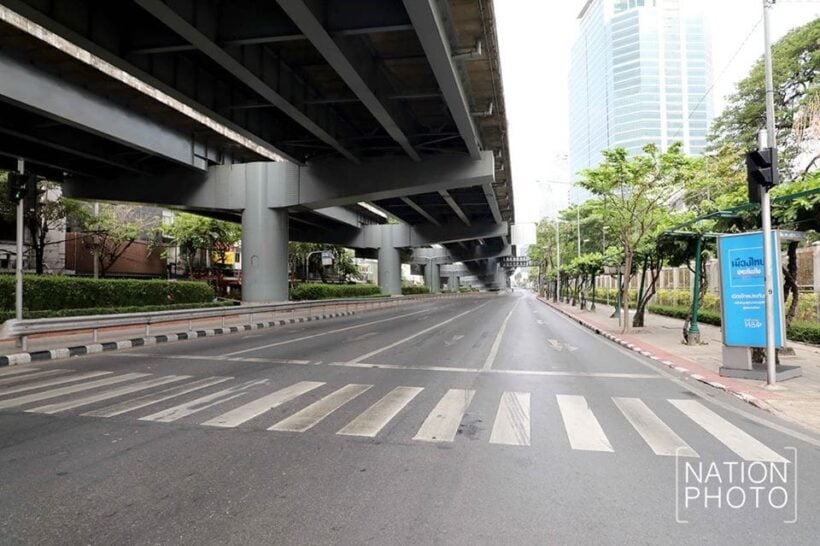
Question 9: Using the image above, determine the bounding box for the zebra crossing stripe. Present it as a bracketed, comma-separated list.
[669, 399, 786, 462]
[0, 371, 112, 397]
[613, 397, 697, 457]
[0, 373, 149, 410]
[270, 384, 372, 432]
[489, 392, 531, 446]
[27, 375, 190, 414]
[556, 394, 613, 452]
[0, 369, 69, 387]
[338, 386, 423, 438]
[202, 381, 324, 428]
[0, 367, 42, 378]
[140, 379, 268, 423]
[84, 376, 232, 418]
[413, 389, 475, 443]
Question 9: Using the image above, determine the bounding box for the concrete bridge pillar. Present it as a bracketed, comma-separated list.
[448, 273, 459, 291]
[377, 228, 402, 296]
[241, 173, 289, 303]
[424, 263, 441, 293]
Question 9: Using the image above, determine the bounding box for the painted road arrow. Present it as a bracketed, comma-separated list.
[547, 339, 578, 353]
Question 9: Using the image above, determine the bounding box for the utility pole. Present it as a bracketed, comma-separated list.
[93, 202, 100, 279]
[15, 158, 24, 323]
[555, 219, 561, 302]
[761, 0, 777, 386]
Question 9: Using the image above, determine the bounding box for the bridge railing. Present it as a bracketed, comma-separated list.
[0, 292, 483, 351]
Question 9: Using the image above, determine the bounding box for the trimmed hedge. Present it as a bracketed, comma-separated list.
[401, 285, 430, 295]
[291, 283, 382, 301]
[788, 322, 820, 345]
[0, 275, 214, 311]
[647, 304, 820, 346]
[647, 305, 721, 326]
[0, 301, 235, 322]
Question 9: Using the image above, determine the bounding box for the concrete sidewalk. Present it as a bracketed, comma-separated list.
[540, 297, 820, 435]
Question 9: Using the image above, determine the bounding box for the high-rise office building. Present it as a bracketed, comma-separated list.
[569, 0, 712, 181]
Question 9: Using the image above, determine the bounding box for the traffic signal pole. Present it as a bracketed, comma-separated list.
[15, 158, 24, 324]
[761, 0, 777, 385]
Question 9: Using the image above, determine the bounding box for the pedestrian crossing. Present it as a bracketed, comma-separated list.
[0, 367, 788, 462]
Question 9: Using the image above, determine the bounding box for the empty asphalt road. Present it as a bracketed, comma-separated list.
[1, 291, 818, 544]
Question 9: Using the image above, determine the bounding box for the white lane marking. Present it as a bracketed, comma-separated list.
[0, 373, 149, 410]
[669, 399, 787, 462]
[349, 302, 490, 364]
[269, 384, 372, 432]
[0, 367, 42, 378]
[489, 392, 531, 446]
[349, 331, 379, 342]
[613, 397, 697, 457]
[536, 319, 544, 325]
[28, 375, 190, 414]
[0, 371, 112, 396]
[413, 389, 475, 443]
[0, 369, 69, 386]
[328, 361, 660, 379]
[556, 394, 613, 452]
[84, 377, 232, 418]
[483, 299, 521, 370]
[444, 335, 465, 347]
[202, 381, 324, 428]
[337, 386, 423, 437]
[140, 379, 268, 423]
[220, 307, 434, 357]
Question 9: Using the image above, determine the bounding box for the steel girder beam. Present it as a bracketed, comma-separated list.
[410, 244, 512, 264]
[0, 48, 203, 170]
[438, 190, 471, 226]
[400, 196, 440, 226]
[130, 0, 412, 52]
[134, 0, 358, 163]
[0, 0, 296, 164]
[63, 151, 495, 211]
[276, 0, 420, 162]
[402, 0, 482, 159]
[482, 184, 503, 224]
[291, 221, 507, 249]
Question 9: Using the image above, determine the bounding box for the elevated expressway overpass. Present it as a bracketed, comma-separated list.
[0, 0, 516, 300]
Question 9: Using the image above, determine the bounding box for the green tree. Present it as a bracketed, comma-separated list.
[578, 143, 696, 333]
[163, 212, 240, 277]
[72, 203, 156, 277]
[708, 18, 819, 178]
[0, 173, 83, 274]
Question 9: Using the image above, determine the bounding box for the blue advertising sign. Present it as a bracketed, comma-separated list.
[718, 231, 785, 348]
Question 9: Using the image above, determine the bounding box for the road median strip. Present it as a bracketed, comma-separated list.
[0, 311, 356, 367]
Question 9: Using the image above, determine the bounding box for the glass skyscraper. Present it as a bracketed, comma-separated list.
[569, 0, 712, 182]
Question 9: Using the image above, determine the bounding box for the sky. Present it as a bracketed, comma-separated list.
[494, 0, 820, 225]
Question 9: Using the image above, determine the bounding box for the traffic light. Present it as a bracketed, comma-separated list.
[6, 172, 31, 202]
[746, 148, 778, 204]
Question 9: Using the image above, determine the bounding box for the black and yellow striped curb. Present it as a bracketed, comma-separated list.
[0, 311, 356, 367]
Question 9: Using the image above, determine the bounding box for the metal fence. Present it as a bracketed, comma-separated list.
[1, 292, 487, 351]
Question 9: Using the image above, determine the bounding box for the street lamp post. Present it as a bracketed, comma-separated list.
[305, 250, 324, 282]
[555, 220, 561, 302]
[603, 226, 610, 306]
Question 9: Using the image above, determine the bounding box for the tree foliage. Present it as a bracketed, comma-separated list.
[708, 18, 820, 178]
[578, 143, 698, 332]
[72, 203, 158, 277]
[162, 212, 240, 277]
[0, 173, 84, 274]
